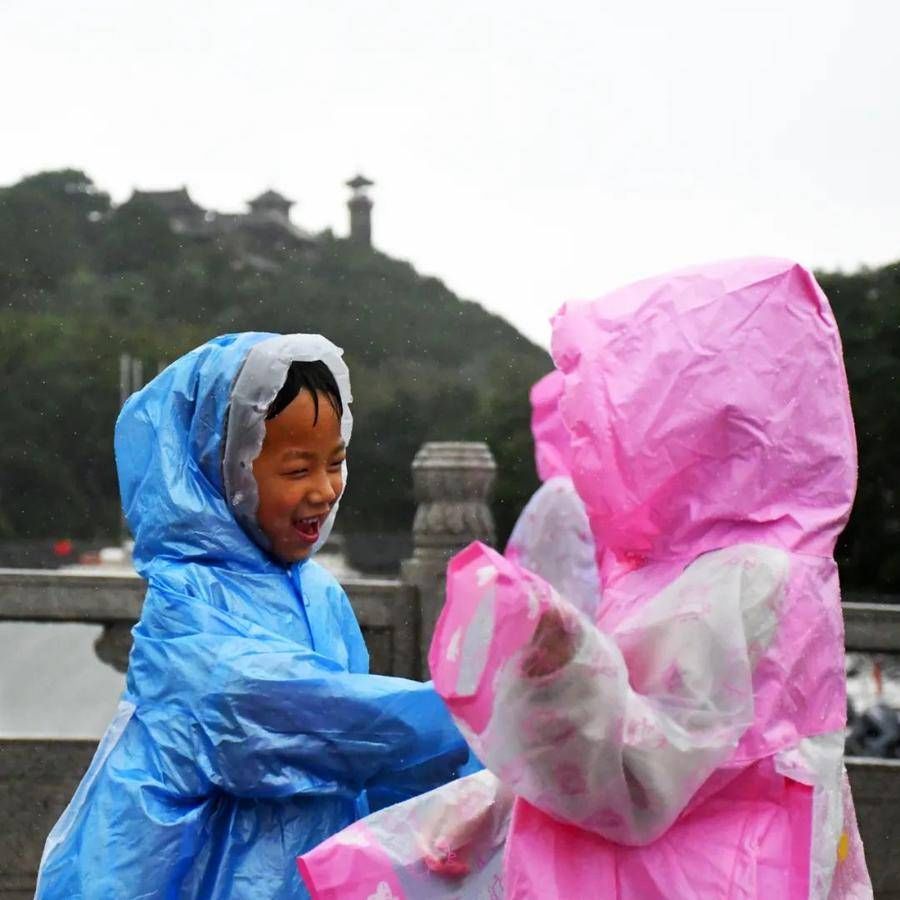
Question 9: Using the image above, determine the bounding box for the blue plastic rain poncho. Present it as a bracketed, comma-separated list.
[36, 333, 468, 899]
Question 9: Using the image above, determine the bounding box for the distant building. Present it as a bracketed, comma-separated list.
[127, 177, 375, 269]
[247, 189, 294, 219]
[130, 187, 205, 235]
[346, 175, 374, 247]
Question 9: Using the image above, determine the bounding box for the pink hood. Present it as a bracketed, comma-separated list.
[530, 369, 571, 482]
[551, 258, 857, 566]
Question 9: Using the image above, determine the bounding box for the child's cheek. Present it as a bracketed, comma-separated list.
[281, 481, 304, 508]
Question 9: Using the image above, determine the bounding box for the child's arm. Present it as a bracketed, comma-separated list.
[505, 475, 601, 620]
[206, 646, 467, 800]
[134, 582, 468, 801]
[434, 543, 787, 846]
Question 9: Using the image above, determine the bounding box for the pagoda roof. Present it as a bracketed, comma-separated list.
[130, 187, 203, 213]
[346, 174, 374, 190]
[248, 189, 294, 208]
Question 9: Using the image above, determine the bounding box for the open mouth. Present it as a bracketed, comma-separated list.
[293, 515, 323, 545]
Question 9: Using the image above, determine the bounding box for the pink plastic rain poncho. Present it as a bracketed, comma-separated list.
[299, 258, 873, 899]
[504, 369, 602, 624]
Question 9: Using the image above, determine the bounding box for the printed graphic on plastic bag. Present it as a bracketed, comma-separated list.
[429, 542, 565, 739]
[298, 770, 512, 900]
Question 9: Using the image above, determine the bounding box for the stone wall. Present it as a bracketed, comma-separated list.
[3, 742, 897, 898]
[0, 740, 96, 899]
[850, 758, 900, 898]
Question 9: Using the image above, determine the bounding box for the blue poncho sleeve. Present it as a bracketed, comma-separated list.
[130, 579, 468, 802]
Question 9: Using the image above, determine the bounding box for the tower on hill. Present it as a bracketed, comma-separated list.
[346, 174, 374, 247]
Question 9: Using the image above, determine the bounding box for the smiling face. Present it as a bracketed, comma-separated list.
[252, 388, 346, 564]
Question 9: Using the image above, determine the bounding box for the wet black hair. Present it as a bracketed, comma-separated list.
[266, 360, 343, 423]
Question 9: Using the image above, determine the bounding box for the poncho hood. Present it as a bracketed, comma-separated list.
[551, 258, 856, 565]
[530, 369, 572, 482]
[115, 332, 352, 576]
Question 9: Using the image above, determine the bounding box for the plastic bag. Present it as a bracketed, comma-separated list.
[298, 770, 512, 899]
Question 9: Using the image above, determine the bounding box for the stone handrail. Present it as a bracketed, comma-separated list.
[842, 601, 900, 653]
[0, 568, 420, 677]
[2, 568, 897, 674]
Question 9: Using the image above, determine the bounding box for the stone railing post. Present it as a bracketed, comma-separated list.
[400, 441, 496, 679]
[94, 623, 134, 672]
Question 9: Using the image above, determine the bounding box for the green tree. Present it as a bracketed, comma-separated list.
[0, 169, 108, 304]
[0, 171, 551, 571]
[100, 198, 180, 274]
[5, 169, 896, 587]
[818, 264, 900, 592]
[0, 312, 203, 540]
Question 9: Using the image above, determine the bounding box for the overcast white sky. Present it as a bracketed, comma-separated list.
[2, 0, 899, 347]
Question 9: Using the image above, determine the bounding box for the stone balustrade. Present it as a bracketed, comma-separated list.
[0, 441, 497, 678]
[402, 441, 496, 678]
[1, 441, 899, 896]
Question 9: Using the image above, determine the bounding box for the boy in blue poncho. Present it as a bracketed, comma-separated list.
[36, 333, 469, 899]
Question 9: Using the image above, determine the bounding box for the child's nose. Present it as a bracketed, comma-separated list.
[307, 471, 337, 506]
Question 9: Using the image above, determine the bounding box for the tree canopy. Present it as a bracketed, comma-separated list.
[816, 265, 900, 592]
[0, 170, 548, 571]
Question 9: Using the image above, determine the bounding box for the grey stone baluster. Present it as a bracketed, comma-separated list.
[400, 441, 497, 679]
[94, 623, 134, 673]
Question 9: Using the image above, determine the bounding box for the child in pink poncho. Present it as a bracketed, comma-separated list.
[299, 258, 872, 899]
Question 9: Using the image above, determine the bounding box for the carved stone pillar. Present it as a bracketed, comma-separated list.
[94, 623, 133, 673]
[400, 441, 496, 679]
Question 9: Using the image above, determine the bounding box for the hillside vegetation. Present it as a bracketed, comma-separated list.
[1, 170, 897, 588]
[0, 170, 548, 570]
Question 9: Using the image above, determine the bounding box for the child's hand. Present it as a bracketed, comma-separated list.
[415, 781, 512, 878]
[422, 839, 471, 878]
[417, 814, 480, 878]
[521, 609, 578, 678]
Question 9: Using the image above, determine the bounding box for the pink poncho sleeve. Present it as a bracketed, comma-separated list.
[432, 540, 788, 845]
